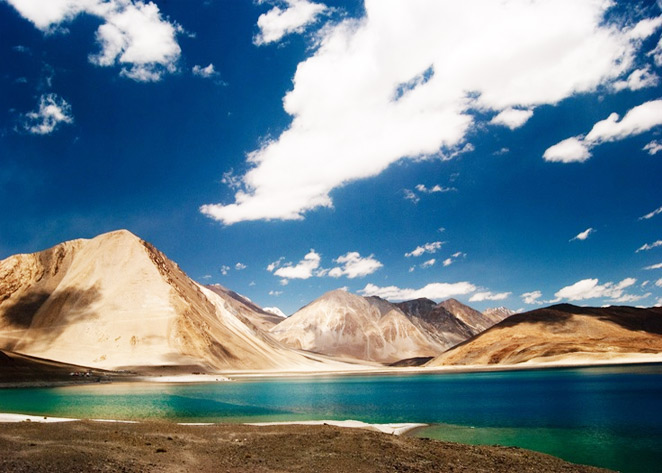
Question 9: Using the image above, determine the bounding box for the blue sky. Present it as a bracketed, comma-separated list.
[1, 0, 662, 315]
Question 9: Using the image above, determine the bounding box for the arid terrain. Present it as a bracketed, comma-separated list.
[0, 420, 613, 473]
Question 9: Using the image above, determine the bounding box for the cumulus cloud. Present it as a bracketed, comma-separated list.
[202, 1, 657, 224]
[254, 0, 327, 46]
[235, 262, 247, 270]
[612, 67, 659, 91]
[490, 108, 534, 130]
[192, 63, 218, 78]
[552, 277, 637, 302]
[469, 291, 511, 302]
[327, 252, 382, 279]
[358, 281, 476, 302]
[272, 249, 321, 280]
[7, 0, 182, 82]
[22, 93, 73, 134]
[220, 265, 230, 276]
[637, 240, 662, 252]
[644, 262, 662, 270]
[521, 290, 543, 305]
[405, 241, 444, 258]
[644, 140, 662, 155]
[570, 228, 595, 242]
[609, 292, 651, 304]
[544, 100, 662, 162]
[640, 205, 662, 220]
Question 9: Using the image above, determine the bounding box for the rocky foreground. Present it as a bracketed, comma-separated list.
[0, 421, 612, 473]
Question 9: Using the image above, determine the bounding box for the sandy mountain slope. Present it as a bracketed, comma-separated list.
[427, 304, 662, 367]
[0, 230, 354, 372]
[270, 290, 447, 363]
[482, 307, 515, 320]
[204, 283, 284, 331]
[438, 298, 508, 332]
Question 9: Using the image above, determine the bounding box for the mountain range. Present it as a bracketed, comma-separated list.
[1, 230, 660, 376]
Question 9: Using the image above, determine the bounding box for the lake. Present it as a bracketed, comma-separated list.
[1, 364, 661, 473]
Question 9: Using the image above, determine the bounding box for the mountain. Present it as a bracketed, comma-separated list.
[482, 307, 515, 320]
[204, 284, 284, 331]
[0, 230, 352, 373]
[427, 304, 662, 367]
[270, 290, 447, 363]
[438, 298, 507, 332]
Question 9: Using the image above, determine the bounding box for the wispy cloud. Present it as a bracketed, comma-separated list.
[644, 263, 662, 270]
[420, 258, 436, 269]
[570, 228, 595, 242]
[442, 251, 465, 267]
[415, 184, 457, 194]
[637, 240, 662, 252]
[469, 291, 511, 302]
[7, 0, 182, 82]
[22, 93, 73, 134]
[405, 241, 443, 258]
[544, 100, 662, 163]
[640, 205, 662, 220]
[359, 281, 476, 302]
[201, 1, 655, 224]
[192, 63, 219, 79]
[254, 0, 327, 46]
[643, 140, 662, 155]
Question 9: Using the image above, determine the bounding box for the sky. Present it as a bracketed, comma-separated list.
[1, 0, 662, 315]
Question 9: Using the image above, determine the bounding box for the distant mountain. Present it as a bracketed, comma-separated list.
[482, 307, 515, 321]
[427, 304, 662, 367]
[0, 230, 352, 372]
[263, 307, 287, 318]
[270, 289, 446, 363]
[438, 298, 507, 332]
[204, 284, 284, 331]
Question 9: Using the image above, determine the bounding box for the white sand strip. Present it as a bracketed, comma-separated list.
[137, 375, 231, 383]
[245, 420, 427, 435]
[0, 413, 138, 423]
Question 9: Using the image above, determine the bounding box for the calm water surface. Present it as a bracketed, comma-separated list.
[1, 364, 661, 473]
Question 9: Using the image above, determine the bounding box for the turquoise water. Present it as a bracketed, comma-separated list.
[1, 364, 662, 472]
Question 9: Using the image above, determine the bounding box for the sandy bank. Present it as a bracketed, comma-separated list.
[0, 419, 613, 473]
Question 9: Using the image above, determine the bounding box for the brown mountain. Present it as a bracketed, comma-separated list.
[0, 230, 352, 373]
[427, 304, 662, 367]
[204, 283, 285, 331]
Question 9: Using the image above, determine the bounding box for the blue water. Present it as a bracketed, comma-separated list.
[1, 364, 662, 472]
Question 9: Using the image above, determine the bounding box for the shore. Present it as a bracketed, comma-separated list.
[0, 419, 613, 473]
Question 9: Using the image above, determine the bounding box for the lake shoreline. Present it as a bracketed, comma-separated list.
[0, 419, 613, 473]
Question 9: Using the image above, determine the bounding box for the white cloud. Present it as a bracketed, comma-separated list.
[442, 258, 453, 267]
[359, 281, 476, 302]
[469, 291, 511, 302]
[201, 274, 212, 280]
[220, 265, 230, 276]
[403, 189, 420, 204]
[268, 290, 283, 296]
[644, 263, 662, 270]
[267, 256, 285, 272]
[609, 292, 651, 304]
[570, 227, 595, 242]
[22, 93, 73, 134]
[202, 1, 656, 224]
[543, 137, 591, 163]
[644, 140, 662, 155]
[254, 0, 327, 46]
[490, 108, 534, 130]
[640, 205, 662, 220]
[521, 290, 543, 305]
[7, 0, 182, 82]
[442, 251, 465, 267]
[544, 100, 662, 162]
[637, 240, 662, 252]
[327, 252, 382, 279]
[656, 278, 662, 288]
[415, 184, 456, 193]
[420, 258, 435, 269]
[612, 67, 659, 91]
[235, 262, 247, 270]
[552, 277, 636, 302]
[405, 241, 443, 258]
[192, 63, 218, 78]
[273, 249, 321, 279]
